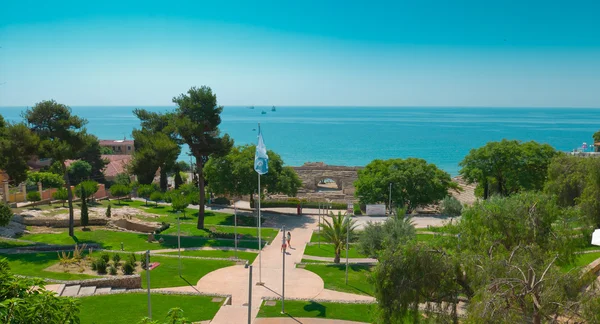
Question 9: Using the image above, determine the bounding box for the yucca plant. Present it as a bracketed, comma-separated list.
[320, 211, 357, 263]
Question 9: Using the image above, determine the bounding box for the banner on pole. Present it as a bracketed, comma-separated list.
[254, 126, 269, 175]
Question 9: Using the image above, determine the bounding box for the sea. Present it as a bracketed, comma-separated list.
[1, 106, 599, 176]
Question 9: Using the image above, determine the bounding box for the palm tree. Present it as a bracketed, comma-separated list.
[320, 211, 357, 263]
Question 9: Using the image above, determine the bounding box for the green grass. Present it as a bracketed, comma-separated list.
[22, 229, 264, 252]
[78, 293, 222, 324]
[300, 259, 330, 264]
[140, 255, 234, 288]
[560, 252, 600, 273]
[158, 249, 259, 263]
[160, 223, 279, 242]
[97, 199, 261, 226]
[0, 252, 98, 281]
[258, 300, 377, 323]
[416, 227, 445, 233]
[303, 243, 366, 259]
[304, 264, 374, 296]
[310, 231, 358, 243]
[0, 238, 36, 249]
[416, 233, 436, 243]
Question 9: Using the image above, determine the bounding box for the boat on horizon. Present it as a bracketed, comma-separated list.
[271, 106, 276, 112]
[261, 110, 267, 115]
[249, 106, 255, 109]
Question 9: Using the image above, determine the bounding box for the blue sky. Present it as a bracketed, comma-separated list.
[1, 0, 599, 107]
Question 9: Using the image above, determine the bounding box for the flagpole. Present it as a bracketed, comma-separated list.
[257, 123, 263, 285]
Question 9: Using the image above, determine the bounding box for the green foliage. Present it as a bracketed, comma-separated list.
[0, 258, 80, 323]
[100, 146, 113, 154]
[67, 160, 92, 185]
[113, 253, 121, 264]
[109, 265, 117, 275]
[353, 203, 362, 215]
[205, 145, 302, 201]
[75, 180, 99, 200]
[176, 161, 191, 172]
[358, 216, 416, 258]
[440, 196, 462, 217]
[138, 184, 159, 205]
[129, 253, 137, 264]
[354, 158, 455, 212]
[27, 171, 64, 188]
[172, 86, 234, 229]
[150, 191, 164, 207]
[0, 202, 13, 227]
[95, 258, 107, 274]
[320, 212, 357, 263]
[115, 173, 132, 186]
[593, 130, 600, 143]
[170, 192, 189, 217]
[110, 184, 131, 204]
[77, 133, 108, 184]
[212, 197, 230, 205]
[459, 139, 557, 199]
[0, 118, 40, 185]
[138, 307, 190, 324]
[100, 253, 110, 263]
[174, 171, 184, 189]
[123, 261, 135, 275]
[52, 188, 68, 207]
[26, 191, 41, 203]
[544, 153, 588, 207]
[105, 203, 112, 217]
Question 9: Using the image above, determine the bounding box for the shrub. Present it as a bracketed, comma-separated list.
[52, 188, 68, 207]
[212, 197, 231, 205]
[26, 191, 42, 203]
[141, 257, 148, 270]
[90, 259, 98, 271]
[122, 261, 135, 275]
[95, 258, 107, 274]
[105, 204, 112, 218]
[440, 196, 463, 217]
[149, 191, 163, 207]
[112, 253, 121, 265]
[353, 203, 363, 215]
[128, 253, 137, 265]
[109, 265, 117, 275]
[100, 253, 110, 263]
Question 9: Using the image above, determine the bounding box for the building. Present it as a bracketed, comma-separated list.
[99, 138, 135, 155]
[101, 155, 134, 181]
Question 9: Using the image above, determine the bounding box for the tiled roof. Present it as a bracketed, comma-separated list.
[65, 155, 132, 178]
[99, 139, 134, 145]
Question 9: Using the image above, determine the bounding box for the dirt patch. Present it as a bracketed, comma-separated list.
[45, 256, 149, 277]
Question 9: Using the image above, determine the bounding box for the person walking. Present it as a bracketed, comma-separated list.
[281, 241, 287, 253]
[286, 231, 292, 249]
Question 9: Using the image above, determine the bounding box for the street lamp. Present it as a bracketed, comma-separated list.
[345, 206, 351, 285]
[177, 211, 181, 277]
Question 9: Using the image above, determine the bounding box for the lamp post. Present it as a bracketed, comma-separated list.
[345, 208, 351, 285]
[281, 225, 286, 314]
[177, 211, 181, 277]
[146, 250, 152, 319]
[246, 263, 252, 324]
[318, 202, 321, 247]
[234, 204, 238, 259]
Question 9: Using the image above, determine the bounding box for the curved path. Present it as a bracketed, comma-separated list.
[158, 213, 375, 324]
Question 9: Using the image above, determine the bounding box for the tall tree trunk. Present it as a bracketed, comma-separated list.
[483, 178, 489, 200]
[334, 248, 340, 263]
[159, 166, 168, 191]
[196, 160, 205, 229]
[63, 163, 74, 237]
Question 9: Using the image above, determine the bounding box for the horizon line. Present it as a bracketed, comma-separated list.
[1, 105, 600, 109]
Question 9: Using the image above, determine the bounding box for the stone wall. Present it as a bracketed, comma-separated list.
[43, 275, 142, 289]
[292, 162, 363, 198]
[12, 215, 109, 227]
[111, 218, 160, 233]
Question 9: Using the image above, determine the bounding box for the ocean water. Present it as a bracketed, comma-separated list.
[1, 106, 599, 176]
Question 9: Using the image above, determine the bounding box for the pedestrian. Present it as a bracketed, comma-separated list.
[281, 241, 287, 253]
[286, 231, 292, 248]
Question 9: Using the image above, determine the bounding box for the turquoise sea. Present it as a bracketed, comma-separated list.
[1, 106, 599, 176]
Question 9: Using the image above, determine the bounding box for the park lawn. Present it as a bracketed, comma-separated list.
[97, 199, 260, 226]
[310, 232, 358, 243]
[22, 229, 263, 252]
[0, 252, 98, 281]
[303, 243, 366, 259]
[0, 238, 37, 249]
[158, 250, 259, 263]
[140, 255, 234, 289]
[161, 223, 279, 242]
[300, 259, 330, 264]
[258, 300, 377, 323]
[304, 264, 374, 296]
[77, 293, 222, 324]
[416, 233, 436, 243]
[560, 252, 600, 273]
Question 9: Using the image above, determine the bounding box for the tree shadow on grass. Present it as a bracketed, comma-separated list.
[303, 301, 326, 318]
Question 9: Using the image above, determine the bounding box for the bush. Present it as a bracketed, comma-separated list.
[90, 259, 98, 271]
[440, 196, 462, 217]
[105, 204, 112, 218]
[100, 253, 110, 263]
[109, 265, 117, 275]
[122, 261, 135, 275]
[128, 253, 137, 265]
[112, 253, 121, 265]
[149, 191, 163, 207]
[212, 197, 231, 205]
[95, 258, 107, 274]
[0, 202, 13, 227]
[353, 203, 363, 215]
[26, 191, 41, 204]
[141, 257, 149, 270]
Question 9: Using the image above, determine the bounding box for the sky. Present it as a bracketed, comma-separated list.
[1, 0, 599, 107]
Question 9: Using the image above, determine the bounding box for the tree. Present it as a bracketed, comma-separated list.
[25, 100, 88, 237]
[67, 160, 92, 185]
[26, 191, 41, 206]
[172, 86, 233, 229]
[0, 258, 80, 323]
[114, 173, 132, 186]
[80, 186, 89, 229]
[27, 172, 65, 189]
[106, 203, 112, 218]
[75, 180, 99, 203]
[150, 191, 163, 207]
[100, 146, 113, 154]
[544, 154, 588, 207]
[204, 145, 302, 204]
[174, 168, 184, 189]
[320, 212, 357, 263]
[593, 130, 600, 143]
[110, 184, 131, 205]
[77, 133, 108, 183]
[354, 158, 456, 212]
[52, 188, 68, 207]
[440, 196, 462, 217]
[0, 202, 12, 227]
[357, 213, 415, 258]
[176, 161, 191, 172]
[170, 192, 189, 218]
[0, 117, 39, 185]
[138, 184, 158, 206]
[459, 139, 557, 199]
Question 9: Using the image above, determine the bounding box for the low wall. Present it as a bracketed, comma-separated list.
[41, 188, 58, 201]
[44, 275, 142, 289]
[12, 215, 109, 227]
[111, 219, 159, 233]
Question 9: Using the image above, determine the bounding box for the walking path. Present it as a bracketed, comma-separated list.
[300, 255, 377, 263]
[157, 214, 374, 324]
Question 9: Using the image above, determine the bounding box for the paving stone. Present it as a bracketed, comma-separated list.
[95, 287, 112, 294]
[211, 297, 224, 302]
[78, 286, 96, 296]
[61, 285, 81, 297]
[264, 301, 276, 306]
